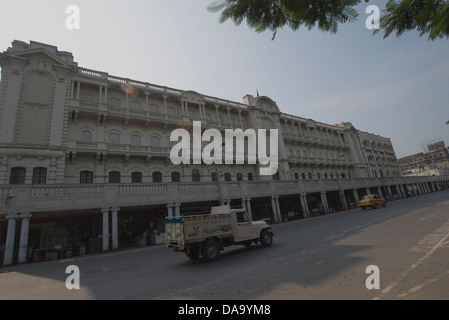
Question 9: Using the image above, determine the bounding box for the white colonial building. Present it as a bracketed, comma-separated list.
[1, 40, 448, 266]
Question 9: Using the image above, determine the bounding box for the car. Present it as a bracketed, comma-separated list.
[359, 194, 386, 210]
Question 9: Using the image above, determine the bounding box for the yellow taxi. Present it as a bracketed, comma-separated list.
[359, 194, 386, 210]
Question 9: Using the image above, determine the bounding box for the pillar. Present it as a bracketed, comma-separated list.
[175, 203, 181, 217]
[111, 207, 120, 250]
[18, 213, 32, 264]
[167, 204, 174, 218]
[246, 198, 253, 219]
[320, 192, 330, 213]
[101, 208, 110, 251]
[271, 196, 279, 223]
[300, 193, 309, 218]
[274, 196, 282, 222]
[340, 190, 348, 210]
[353, 189, 360, 206]
[3, 214, 19, 266]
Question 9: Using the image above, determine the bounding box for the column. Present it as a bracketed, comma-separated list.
[18, 213, 32, 264]
[300, 193, 309, 218]
[227, 108, 232, 126]
[377, 187, 384, 198]
[111, 207, 120, 250]
[99, 85, 103, 104]
[353, 189, 360, 206]
[101, 208, 110, 251]
[3, 214, 19, 266]
[215, 105, 220, 126]
[175, 203, 181, 217]
[275, 196, 282, 222]
[104, 85, 108, 104]
[387, 185, 393, 199]
[340, 191, 348, 210]
[271, 196, 279, 223]
[76, 81, 81, 100]
[241, 198, 247, 211]
[167, 204, 174, 218]
[246, 198, 253, 219]
[320, 192, 330, 214]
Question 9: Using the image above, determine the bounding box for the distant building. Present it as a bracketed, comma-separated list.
[1, 40, 448, 266]
[399, 141, 449, 176]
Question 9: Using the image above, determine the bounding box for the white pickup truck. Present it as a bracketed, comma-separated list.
[165, 205, 273, 261]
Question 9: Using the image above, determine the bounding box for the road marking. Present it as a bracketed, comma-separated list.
[374, 219, 449, 300]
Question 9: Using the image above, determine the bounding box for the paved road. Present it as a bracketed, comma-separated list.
[1, 191, 448, 300]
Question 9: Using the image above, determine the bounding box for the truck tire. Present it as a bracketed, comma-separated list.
[260, 230, 273, 247]
[202, 241, 220, 261]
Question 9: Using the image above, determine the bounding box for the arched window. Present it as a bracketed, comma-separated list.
[109, 133, 120, 144]
[171, 171, 181, 182]
[192, 170, 200, 182]
[211, 172, 218, 182]
[236, 172, 244, 181]
[81, 130, 92, 142]
[132, 172, 142, 183]
[9, 167, 26, 185]
[152, 172, 162, 183]
[109, 171, 121, 183]
[247, 173, 254, 181]
[32, 167, 47, 185]
[150, 136, 161, 147]
[130, 135, 141, 146]
[224, 172, 232, 181]
[294, 172, 299, 180]
[80, 171, 93, 184]
[308, 173, 312, 180]
[301, 173, 306, 180]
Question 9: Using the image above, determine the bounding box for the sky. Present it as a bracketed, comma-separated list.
[0, 0, 448, 159]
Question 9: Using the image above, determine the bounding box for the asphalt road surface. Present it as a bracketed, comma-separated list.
[1, 191, 448, 300]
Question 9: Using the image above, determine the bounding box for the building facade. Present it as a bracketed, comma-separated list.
[399, 140, 449, 175]
[1, 40, 448, 266]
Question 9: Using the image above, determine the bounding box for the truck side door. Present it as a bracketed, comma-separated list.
[236, 211, 253, 240]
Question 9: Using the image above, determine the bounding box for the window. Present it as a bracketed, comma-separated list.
[211, 172, 218, 182]
[109, 133, 120, 144]
[10, 167, 26, 185]
[130, 135, 141, 146]
[32, 167, 47, 185]
[272, 172, 280, 181]
[150, 136, 161, 147]
[152, 172, 162, 183]
[80, 171, 93, 184]
[171, 171, 181, 182]
[308, 173, 312, 180]
[236, 172, 244, 181]
[192, 170, 200, 182]
[81, 131, 92, 142]
[109, 171, 121, 183]
[237, 212, 249, 223]
[132, 172, 142, 183]
[294, 172, 299, 180]
[224, 172, 232, 182]
[247, 173, 254, 181]
[301, 173, 306, 180]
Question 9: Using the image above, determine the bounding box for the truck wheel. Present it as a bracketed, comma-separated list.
[260, 230, 273, 247]
[202, 241, 220, 261]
